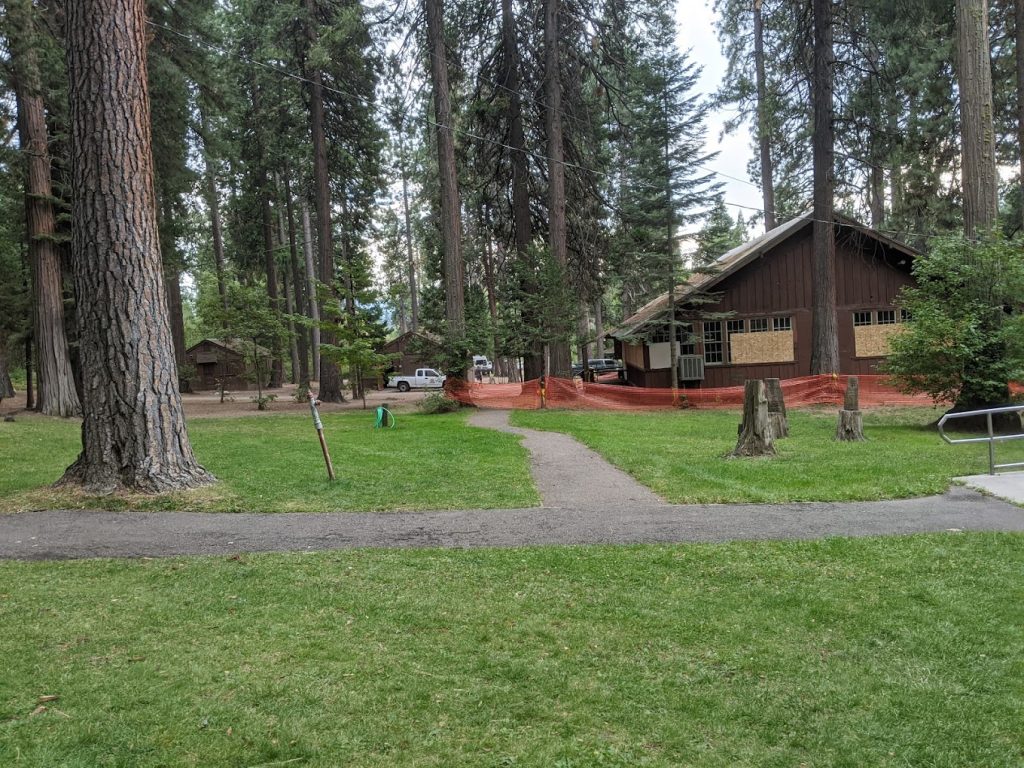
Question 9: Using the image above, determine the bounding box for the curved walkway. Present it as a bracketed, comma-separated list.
[1, 411, 1022, 560]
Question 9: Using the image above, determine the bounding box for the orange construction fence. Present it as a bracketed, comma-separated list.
[447, 374, 960, 411]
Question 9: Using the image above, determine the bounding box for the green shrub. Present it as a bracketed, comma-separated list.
[419, 392, 461, 414]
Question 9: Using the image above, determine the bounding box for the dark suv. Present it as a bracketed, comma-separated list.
[571, 358, 622, 376]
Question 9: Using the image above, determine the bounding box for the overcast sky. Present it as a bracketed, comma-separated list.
[675, 1, 763, 234]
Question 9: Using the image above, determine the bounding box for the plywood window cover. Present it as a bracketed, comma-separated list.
[729, 330, 795, 364]
[854, 323, 903, 358]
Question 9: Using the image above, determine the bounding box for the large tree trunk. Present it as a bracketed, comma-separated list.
[259, 172, 283, 388]
[61, 0, 213, 493]
[278, 207, 300, 384]
[397, 131, 419, 332]
[956, 0, 998, 239]
[810, 0, 839, 375]
[544, 0, 572, 378]
[199, 106, 228, 318]
[9, 0, 80, 418]
[0, 338, 14, 402]
[425, 0, 466, 346]
[501, 0, 543, 379]
[283, 173, 309, 387]
[753, 0, 776, 231]
[1017, 0, 1024, 231]
[304, 0, 342, 401]
[301, 202, 321, 382]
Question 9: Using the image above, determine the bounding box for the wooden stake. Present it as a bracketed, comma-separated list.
[308, 391, 336, 480]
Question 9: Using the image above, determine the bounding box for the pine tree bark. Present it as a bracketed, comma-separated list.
[810, 0, 840, 375]
[278, 207, 300, 384]
[60, 0, 213, 493]
[303, 0, 342, 400]
[753, 0, 776, 231]
[501, 0, 543, 379]
[836, 376, 865, 441]
[425, 0, 466, 345]
[544, 0, 572, 378]
[397, 131, 419, 332]
[157, 197, 187, 370]
[1016, 0, 1024, 230]
[259, 172, 283, 389]
[199, 106, 228, 318]
[283, 174, 309, 387]
[956, 0, 998, 239]
[0, 339, 14, 401]
[301, 202, 321, 382]
[9, 0, 80, 417]
[732, 380, 776, 457]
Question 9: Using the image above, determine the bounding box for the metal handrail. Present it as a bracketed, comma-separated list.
[937, 404, 1024, 475]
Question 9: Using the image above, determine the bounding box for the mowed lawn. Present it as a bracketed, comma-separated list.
[0, 411, 538, 513]
[512, 407, 1024, 503]
[2, 534, 1023, 767]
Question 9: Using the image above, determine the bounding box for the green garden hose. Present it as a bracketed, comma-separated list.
[374, 406, 396, 429]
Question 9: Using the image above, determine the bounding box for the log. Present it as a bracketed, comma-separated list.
[765, 377, 789, 438]
[731, 380, 776, 457]
[836, 376, 865, 441]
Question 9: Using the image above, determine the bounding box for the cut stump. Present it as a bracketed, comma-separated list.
[731, 380, 776, 457]
[765, 377, 789, 438]
[836, 376, 865, 442]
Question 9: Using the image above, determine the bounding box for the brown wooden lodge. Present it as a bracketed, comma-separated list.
[610, 213, 918, 389]
[185, 338, 271, 391]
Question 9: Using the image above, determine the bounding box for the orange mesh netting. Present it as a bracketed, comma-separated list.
[448, 374, 946, 411]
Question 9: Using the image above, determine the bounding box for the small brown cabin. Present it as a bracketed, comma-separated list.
[381, 331, 443, 377]
[185, 338, 271, 392]
[611, 213, 918, 389]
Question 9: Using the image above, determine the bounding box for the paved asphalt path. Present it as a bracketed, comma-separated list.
[2, 410, 1022, 560]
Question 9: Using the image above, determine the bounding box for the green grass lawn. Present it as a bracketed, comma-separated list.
[1, 534, 1022, 766]
[0, 411, 538, 513]
[512, 407, 1024, 503]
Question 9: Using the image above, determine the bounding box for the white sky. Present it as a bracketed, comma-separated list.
[675, 0, 763, 234]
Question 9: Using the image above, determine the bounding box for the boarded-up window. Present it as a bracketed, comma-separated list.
[729, 330, 795, 364]
[854, 324, 903, 357]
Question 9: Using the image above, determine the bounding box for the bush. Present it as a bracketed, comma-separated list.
[419, 392, 461, 414]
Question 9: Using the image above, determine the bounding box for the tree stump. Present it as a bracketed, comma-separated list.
[835, 376, 865, 441]
[765, 377, 789, 438]
[731, 380, 776, 457]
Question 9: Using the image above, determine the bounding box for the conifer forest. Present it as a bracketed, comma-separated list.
[0, 0, 1022, 490]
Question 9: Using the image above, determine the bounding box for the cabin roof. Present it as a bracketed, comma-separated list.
[610, 213, 917, 339]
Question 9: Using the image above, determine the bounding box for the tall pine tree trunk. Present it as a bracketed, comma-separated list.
[956, 0, 998, 238]
[9, 0, 80, 417]
[283, 173, 309, 386]
[1016, 0, 1024, 230]
[304, 0, 342, 400]
[397, 132, 419, 332]
[501, 0, 542, 379]
[753, 0, 776, 231]
[259, 169, 283, 388]
[278, 207, 300, 384]
[158, 197, 187, 371]
[61, 0, 212, 492]
[302, 202, 321, 382]
[810, 0, 839, 375]
[199, 106, 228, 317]
[425, 0, 466, 349]
[544, 0, 572, 378]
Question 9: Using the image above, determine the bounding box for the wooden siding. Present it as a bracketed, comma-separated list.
[623, 223, 914, 389]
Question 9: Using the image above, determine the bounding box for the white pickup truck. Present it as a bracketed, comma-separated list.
[388, 368, 446, 392]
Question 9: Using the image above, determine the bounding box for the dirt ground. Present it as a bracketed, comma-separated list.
[0, 382, 436, 420]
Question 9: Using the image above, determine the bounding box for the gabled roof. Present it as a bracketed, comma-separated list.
[186, 337, 272, 358]
[610, 213, 917, 339]
[382, 329, 443, 351]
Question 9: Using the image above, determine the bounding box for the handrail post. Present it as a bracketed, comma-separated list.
[987, 411, 995, 475]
